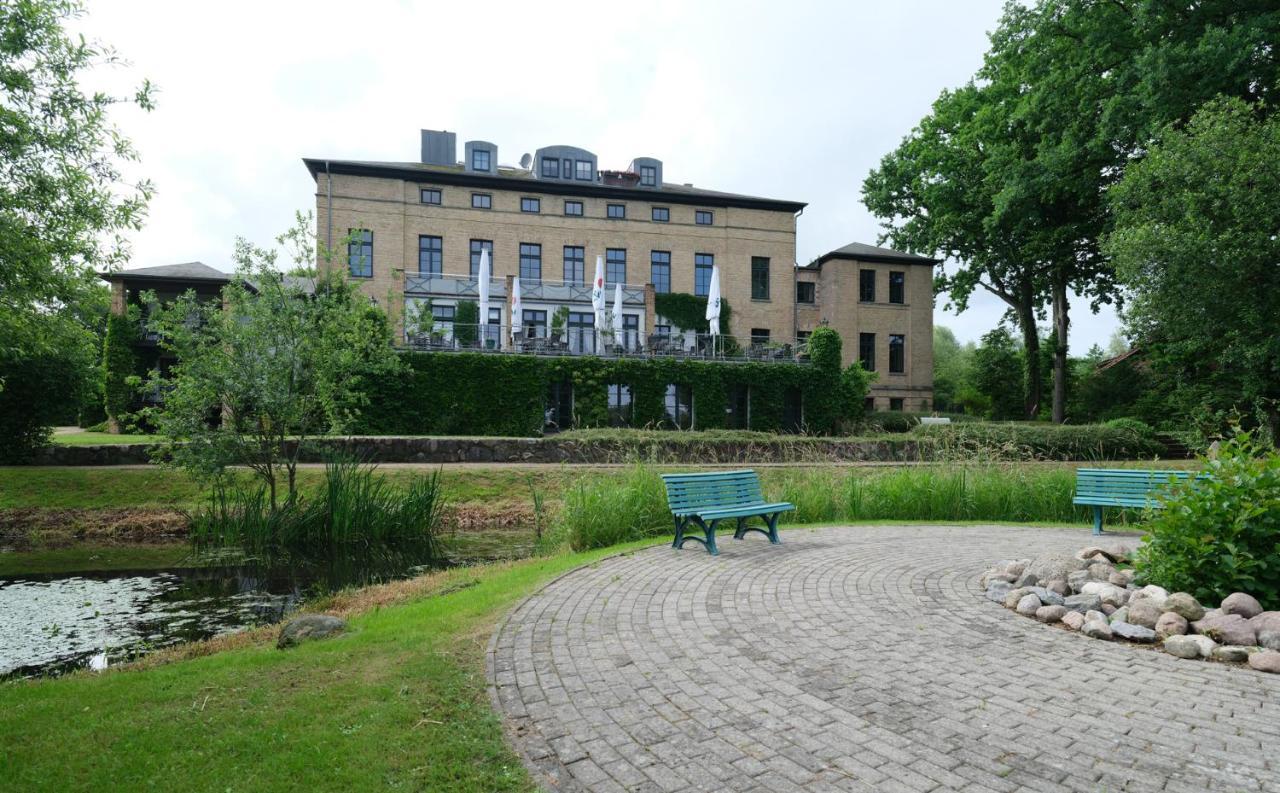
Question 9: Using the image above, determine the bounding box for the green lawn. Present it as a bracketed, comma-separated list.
[0, 541, 652, 792]
[51, 431, 157, 446]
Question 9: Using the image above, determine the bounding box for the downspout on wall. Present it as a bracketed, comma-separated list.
[792, 206, 804, 341]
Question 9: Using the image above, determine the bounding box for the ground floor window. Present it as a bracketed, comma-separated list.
[864, 396, 875, 413]
[726, 384, 749, 429]
[889, 397, 904, 411]
[664, 383, 693, 430]
[607, 383, 632, 426]
[567, 311, 595, 353]
[782, 387, 803, 433]
[522, 309, 547, 339]
[545, 380, 572, 431]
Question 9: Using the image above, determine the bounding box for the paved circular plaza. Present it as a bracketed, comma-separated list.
[488, 525, 1280, 792]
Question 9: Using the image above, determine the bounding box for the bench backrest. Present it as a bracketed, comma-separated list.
[1075, 468, 1195, 506]
[661, 470, 765, 515]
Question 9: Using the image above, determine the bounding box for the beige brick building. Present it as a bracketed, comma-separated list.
[306, 130, 936, 411]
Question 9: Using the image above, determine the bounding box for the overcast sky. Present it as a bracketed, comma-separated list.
[81, 0, 1122, 351]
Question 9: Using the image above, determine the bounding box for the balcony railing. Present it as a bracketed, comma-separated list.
[402, 323, 810, 363]
[404, 273, 645, 305]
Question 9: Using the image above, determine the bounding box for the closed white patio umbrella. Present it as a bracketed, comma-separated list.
[705, 264, 722, 355]
[591, 255, 606, 353]
[477, 248, 491, 347]
[510, 275, 523, 345]
[612, 282, 625, 351]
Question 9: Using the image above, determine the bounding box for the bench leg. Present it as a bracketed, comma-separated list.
[733, 514, 783, 545]
[765, 513, 781, 544]
[1092, 506, 1104, 536]
[672, 515, 684, 548]
[674, 516, 719, 555]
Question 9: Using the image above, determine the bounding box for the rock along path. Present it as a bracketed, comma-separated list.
[488, 525, 1280, 792]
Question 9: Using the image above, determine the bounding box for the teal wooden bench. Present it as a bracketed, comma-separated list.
[661, 470, 795, 555]
[1073, 468, 1195, 535]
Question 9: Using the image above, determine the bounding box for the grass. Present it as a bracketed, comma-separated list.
[50, 431, 156, 446]
[0, 540, 654, 792]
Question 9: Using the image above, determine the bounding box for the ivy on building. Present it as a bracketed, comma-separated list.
[653, 293, 731, 334]
[102, 311, 139, 425]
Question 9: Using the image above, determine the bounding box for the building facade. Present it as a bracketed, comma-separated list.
[306, 129, 936, 410]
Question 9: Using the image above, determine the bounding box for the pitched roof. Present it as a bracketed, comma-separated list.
[302, 158, 807, 213]
[100, 261, 231, 283]
[810, 242, 939, 267]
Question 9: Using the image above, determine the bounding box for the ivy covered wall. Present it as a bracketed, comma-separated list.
[357, 327, 868, 437]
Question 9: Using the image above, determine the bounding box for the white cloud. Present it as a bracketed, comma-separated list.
[77, 0, 1121, 350]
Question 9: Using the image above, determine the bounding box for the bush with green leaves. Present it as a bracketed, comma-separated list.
[1134, 433, 1280, 609]
[912, 421, 1167, 461]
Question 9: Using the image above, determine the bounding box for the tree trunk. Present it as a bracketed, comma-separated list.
[1015, 281, 1042, 420]
[1051, 274, 1069, 424]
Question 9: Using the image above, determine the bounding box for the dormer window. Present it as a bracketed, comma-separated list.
[575, 160, 593, 181]
[639, 166, 657, 187]
[472, 149, 491, 171]
[541, 157, 559, 178]
[561, 158, 571, 179]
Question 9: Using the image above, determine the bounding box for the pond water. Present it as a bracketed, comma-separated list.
[0, 528, 537, 679]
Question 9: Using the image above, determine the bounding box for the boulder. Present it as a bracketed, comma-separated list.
[1111, 621, 1157, 643]
[1154, 611, 1188, 639]
[1247, 650, 1280, 674]
[1062, 611, 1085, 631]
[1016, 593, 1042, 616]
[1087, 562, 1117, 582]
[1109, 571, 1134, 587]
[1129, 585, 1169, 610]
[1015, 571, 1041, 588]
[985, 581, 1013, 603]
[1192, 613, 1257, 646]
[1004, 587, 1038, 609]
[1105, 544, 1132, 564]
[1044, 578, 1071, 597]
[277, 614, 347, 649]
[983, 572, 1018, 587]
[1003, 560, 1028, 578]
[1211, 645, 1255, 663]
[1258, 630, 1280, 651]
[1036, 605, 1068, 624]
[1075, 546, 1113, 562]
[1109, 607, 1129, 625]
[1126, 599, 1163, 629]
[1081, 581, 1129, 607]
[1101, 603, 1118, 616]
[1067, 570, 1093, 594]
[1064, 593, 1103, 614]
[1026, 552, 1088, 584]
[1164, 592, 1206, 621]
[1164, 634, 1216, 659]
[1220, 592, 1263, 619]
[1084, 610, 1109, 625]
[1249, 611, 1280, 636]
[1081, 620, 1113, 640]
[1028, 586, 1065, 607]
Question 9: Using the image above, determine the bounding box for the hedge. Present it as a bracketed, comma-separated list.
[356, 326, 864, 436]
[911, 422, 1168, 460]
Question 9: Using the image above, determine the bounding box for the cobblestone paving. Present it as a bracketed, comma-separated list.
[488, 525, 1280, 792]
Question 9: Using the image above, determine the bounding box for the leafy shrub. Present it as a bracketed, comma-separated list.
[865, 411, 921, 433]
[0, 353, 85, 463]
[102, 312, 139, 425]
[1134, 433, 1280, 609]
[1104, 417, 1156, 437]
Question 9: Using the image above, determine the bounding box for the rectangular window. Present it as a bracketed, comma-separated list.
[889, 397, 905, 412]
[417, 235, 443, 275]
[650, 251, 671, 294]
[545, 379, 571, 430]
[471, 193, 491, 209]
[541, 157, 559, 178]
[522, 309, 547, 339]
[639, 165, 657, 187]
[651, 206, 669, 222]
[607, 203, 625, 219]
[432, 304, 455, 323]
[622, 314, 639, 351]
[575, 160, 593, 180]
[797, 330, 811, 343]
[889, 334, 906, 373]
[889, 271, 905, 304]
[420, 188, 442, 205]
[864, 396, 876, 412]
[606, 248, 626, 285]
[664, 383, 693, 430]
[726, 384, 749, 430]
[347, 228, 372, 277]
[561, 158, 572, 178]
[520, 197, 540, 213]
[751, 256, 770, 300]
[519, 243, 542, 282]
[859, 269, 875, 302]
[694, 253, 714, 296]
[859, 332, 876, 372]
[564, 200, 583, 216]
[782, 387, 803, 433]
[751, 328, 770, 345]
[469, 239, 493, 278]
[472, 149, 490, 171]
[655, 323, 672, 336]
[796, 282, 815, 304]
[563, 246, 585, 284]
[567, 311, 595, 354]
[695, 210, 713, 225]
[607, 383, 632, 426]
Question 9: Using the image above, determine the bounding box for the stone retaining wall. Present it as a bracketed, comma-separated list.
[32, 436, 924, 466]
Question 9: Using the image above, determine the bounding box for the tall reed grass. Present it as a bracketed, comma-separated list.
[552, 464, 1133, 551]
[188, 457, 444, 557]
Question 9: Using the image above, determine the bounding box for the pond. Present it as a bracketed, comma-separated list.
[0, 527, 537, 679]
